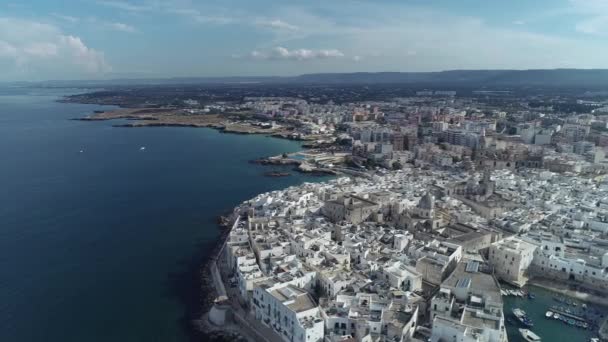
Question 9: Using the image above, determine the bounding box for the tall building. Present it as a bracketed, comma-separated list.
[404, 130, 418, 151]
[488, 237, 537, 287]
[392, 133, 405, 151]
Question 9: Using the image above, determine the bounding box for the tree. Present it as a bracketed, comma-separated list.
[392, 161, 403, 170]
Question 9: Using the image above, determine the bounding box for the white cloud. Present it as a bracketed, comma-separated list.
[255, 19, 298, 31]
[0, 17, 110, 79]
[59, 35, 110, 72]
[86, 17, 138, 33]
[51, 13, 80, 23]
[569, 0, 608, 35]
[193, 15, 235, 25]
[352, 55, 362, 62]
[512, 20, 525, 25]
[107, 22, 137, 33]
[0, 41, 18, 58]
[167, 7, 236, 25]
[252, 3, 608, 71]
[575, 16, 608, 35]
[246, 46, 345, 61]
[569, 0, 608, 13]
[23, 42, 59, 58]
[95, 0, 151, 12]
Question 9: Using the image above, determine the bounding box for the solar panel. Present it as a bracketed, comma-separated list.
[456, 277, 471, 288]
[465, 261, 480, 273]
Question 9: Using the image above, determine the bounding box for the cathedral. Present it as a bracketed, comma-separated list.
[396, 192, 446, 232]
[444, 170, 495, 202]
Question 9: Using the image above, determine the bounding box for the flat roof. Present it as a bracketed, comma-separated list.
[443, 260, 502, 305]
[461, 309, 500, 330]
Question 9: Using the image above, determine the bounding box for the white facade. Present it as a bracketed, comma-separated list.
[488, 236, 536, 286]
[253, 284, 325, 342]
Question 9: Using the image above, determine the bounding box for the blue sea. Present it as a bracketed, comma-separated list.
[0, 87, 324, 342]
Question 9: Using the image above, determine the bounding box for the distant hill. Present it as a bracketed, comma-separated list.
[19, 69, 608, 88]
[292, 69, 608, 87]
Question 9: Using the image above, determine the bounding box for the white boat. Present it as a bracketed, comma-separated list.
[513, 308, 526, 319]
[140, 146, 146, 151]
[545, 311, 553, 318]
[553, 313, 560, 319]
[519, 329, 541, 342]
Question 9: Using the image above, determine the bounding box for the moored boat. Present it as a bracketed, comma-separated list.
[519, 329, 542, 342]
[545, 311, 553, 318]
[513, 308, 534, 327]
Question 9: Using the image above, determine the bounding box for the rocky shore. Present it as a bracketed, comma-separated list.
[73, 107, 301, 137]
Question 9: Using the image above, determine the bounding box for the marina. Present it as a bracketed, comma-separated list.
[503, 285, 606, 342]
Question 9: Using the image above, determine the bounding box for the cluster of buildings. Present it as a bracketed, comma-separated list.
[242, 94, 608, 176]
[218, 159, 608, 342]
[209, 92, 608, 342]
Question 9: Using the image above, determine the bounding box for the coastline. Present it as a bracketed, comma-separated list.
[70, 107, 317, 142]
[66, 100, 336, 341]
[72, 105, 347, 177]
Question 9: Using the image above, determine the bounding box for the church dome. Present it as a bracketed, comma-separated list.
[418, 192, 435, 210]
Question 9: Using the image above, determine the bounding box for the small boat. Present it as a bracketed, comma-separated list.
[263, 171, 291, 177]
[568, 319, 576, 326]
[545, 311, 553, 318]
[140, 146, 146, 151]
[528, 293, 536, 300]
[513, 308, 527, 320]
[553, 313, 560, 320]
[583, 322, 589, 329]
[582, 303, 588, 309]
[519, 329, 542, 342]
[513, 308, 534, 327]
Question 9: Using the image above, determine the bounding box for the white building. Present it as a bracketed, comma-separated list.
[488, 236, 537, 287]
[253, 283, 325, 342]
[430, 260, 507, 342]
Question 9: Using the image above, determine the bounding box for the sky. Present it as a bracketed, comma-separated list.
[2, 0, 608, 81]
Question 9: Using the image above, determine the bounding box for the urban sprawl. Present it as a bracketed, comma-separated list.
[72, 86, 608, 342]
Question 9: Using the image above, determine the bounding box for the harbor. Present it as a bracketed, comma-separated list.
[502, 285, 607, 341]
